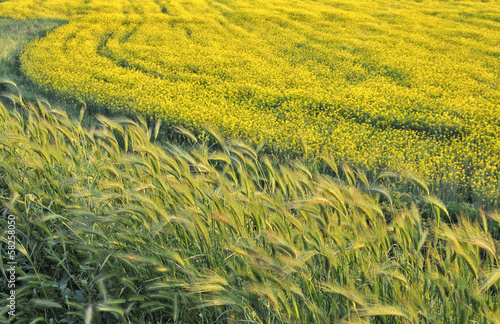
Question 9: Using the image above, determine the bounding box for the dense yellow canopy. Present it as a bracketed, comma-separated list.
[1, 0, 500, 202]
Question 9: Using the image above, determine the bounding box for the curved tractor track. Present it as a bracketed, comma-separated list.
[1, 0, 500, 203]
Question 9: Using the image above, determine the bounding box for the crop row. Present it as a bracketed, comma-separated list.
[1, 0, 500, 203]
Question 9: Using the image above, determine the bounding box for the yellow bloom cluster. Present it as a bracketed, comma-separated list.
[1, 0, 500, 203]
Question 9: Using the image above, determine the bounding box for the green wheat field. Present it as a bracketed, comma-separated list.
[0, 0, 500, 323]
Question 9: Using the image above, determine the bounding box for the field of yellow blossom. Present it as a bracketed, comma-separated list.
[1, 0, 499, 204]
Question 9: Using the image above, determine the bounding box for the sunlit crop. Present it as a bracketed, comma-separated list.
[1, 0, 500, 203]
[1, 89, 499, 323]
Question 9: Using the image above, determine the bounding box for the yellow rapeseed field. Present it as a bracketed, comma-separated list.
[1, 0, 500, 203]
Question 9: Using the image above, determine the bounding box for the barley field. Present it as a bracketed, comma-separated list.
[1, 1, 500, 322]
[0, 0, 499, 204]
[0, 89, 499, 323]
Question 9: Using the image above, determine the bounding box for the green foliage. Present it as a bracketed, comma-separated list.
[0, 91, 499, 323]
